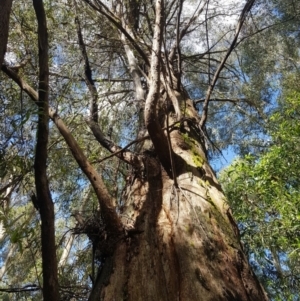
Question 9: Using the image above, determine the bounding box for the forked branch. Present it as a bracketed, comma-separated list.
[82, 0, 149, 65]
[75, 14, 147, 168]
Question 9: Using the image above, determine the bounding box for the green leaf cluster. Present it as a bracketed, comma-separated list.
[220, 90, 300, 300]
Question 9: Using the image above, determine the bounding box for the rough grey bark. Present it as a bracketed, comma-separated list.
[0, 0, 13, 66]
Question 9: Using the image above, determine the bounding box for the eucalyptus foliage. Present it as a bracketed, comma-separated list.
[220, 89, 300, 301]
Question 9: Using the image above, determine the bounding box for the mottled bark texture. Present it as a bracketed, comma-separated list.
[0, 0, 13, 66]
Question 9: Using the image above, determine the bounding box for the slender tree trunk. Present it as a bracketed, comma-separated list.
[0, 0, 13, 66]
[0, 176, 13, 242]
[32, 0, 60, 300]
[0, 244, 16, 281]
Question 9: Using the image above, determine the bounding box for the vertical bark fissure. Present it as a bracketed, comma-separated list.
[166, 108, 178, 187]
[32, 0, 60, 300]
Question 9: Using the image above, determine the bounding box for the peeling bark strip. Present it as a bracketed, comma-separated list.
[32, 0, 60, 300]
[0, 0, 13, 66]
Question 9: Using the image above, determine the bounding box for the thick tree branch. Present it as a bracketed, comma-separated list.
[144, 0, 172, 175]
[1, 65, 122, 233]
[75, 15, 98, 123]
[87, 120, 152, 169]
[32, 0, 60, 300]
[199, 0, 256, 129]
[74, 14, 146, 168]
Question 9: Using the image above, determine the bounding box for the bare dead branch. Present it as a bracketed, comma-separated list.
[194, 98, 241, 104]
[199, 0, 256, 129]
[169, 0, 207, 62]
[0, 284, 41, 293]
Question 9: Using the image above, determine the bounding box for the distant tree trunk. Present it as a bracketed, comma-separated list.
[59, 188, 91, 268]
[0, 0, 13, 66]
[0, 244, 16, 281]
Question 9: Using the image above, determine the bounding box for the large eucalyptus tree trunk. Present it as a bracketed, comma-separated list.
[81, 0, 268, 300]
[88, 95, 268, 301]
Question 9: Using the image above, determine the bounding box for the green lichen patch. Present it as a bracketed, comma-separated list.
[181, 133, 205, 168]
